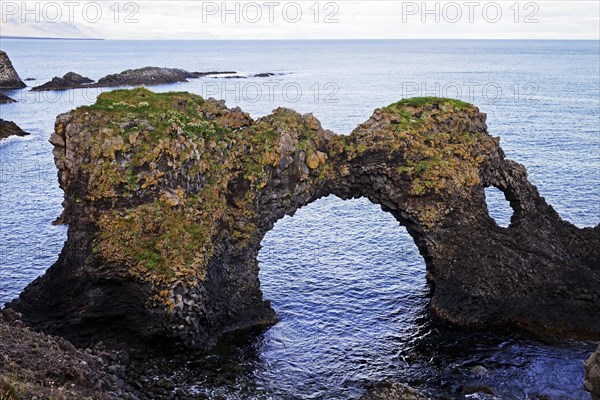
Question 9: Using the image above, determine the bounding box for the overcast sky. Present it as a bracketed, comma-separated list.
[1, 1, 599, 40]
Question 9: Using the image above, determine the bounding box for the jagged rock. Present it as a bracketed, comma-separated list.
[585, 345, 600, 399]
[361, 381, 429, 400]
[9, 89, 600, 351]
[0, 119, 29, 140]
[0, 93, 16, 103]
[0, 314, 123, 400]
[254, 72, 276, 77]
[0, 51, 26, 89]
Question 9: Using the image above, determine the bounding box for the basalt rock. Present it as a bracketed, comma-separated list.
[0, 51, 26, 89]
[9, 89, 600, 350]
[92, 67, 196, 88]
[0, 93, 16, 103]
[63, 71, 94, 84]
[33, 72, 96, 91]
[586, 345, 600, 399]
[32, 76, 83, 91]
[0, 119, 29, 140]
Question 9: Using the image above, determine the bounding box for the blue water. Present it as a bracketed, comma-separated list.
[0, 39, 598, 399]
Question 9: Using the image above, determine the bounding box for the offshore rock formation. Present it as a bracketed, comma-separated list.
[31, 68, 277, 91]
[0, 119, 29, 140]
[0, 51, 26, 89]
[9, 89, 600, 350]
[586, 345, 600, 399]
[0, 93, 16, 103]
[32, 72, 94, 91]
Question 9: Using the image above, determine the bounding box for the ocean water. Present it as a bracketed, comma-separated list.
[0, 39, 598, 399]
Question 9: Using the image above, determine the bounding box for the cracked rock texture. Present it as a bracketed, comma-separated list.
[9, 89, 600, 350]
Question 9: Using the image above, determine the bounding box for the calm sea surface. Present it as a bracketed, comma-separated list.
[0, 39, 598, 399]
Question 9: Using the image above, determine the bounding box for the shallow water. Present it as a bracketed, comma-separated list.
[0, 39, 598, 398]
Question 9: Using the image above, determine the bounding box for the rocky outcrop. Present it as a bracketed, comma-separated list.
[586, 345, 600, 399]
[93, 67, 194, 88]
[9, 89, 600, 351]
[0, 309, 122, 400]
[32, 72, 94, 91]
[0, 51, 26, 89]
[0, 119, 29, 140]
[0, 93, 16, 103]
[63, 71, 94, 84]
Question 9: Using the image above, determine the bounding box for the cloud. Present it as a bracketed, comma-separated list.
[0, 1, 598, 40]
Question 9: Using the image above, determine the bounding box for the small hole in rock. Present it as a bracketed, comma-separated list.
[484, 187, 513, 228]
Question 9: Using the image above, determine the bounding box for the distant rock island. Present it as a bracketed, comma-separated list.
[0, 50, 26, 89]
[32, 67, 280, 91]
[0, 118, 29, 140]
[9, 89, 599, 355]
[0, 93, 16, 103]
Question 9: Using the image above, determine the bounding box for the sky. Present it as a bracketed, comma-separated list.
[0, 1, 599, 40]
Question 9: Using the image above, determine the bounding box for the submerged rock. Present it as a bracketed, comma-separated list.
[585, 345, 600, 399]
[361, 381, 429, 400]
[0, 51, 26, 89]
[192, 70, 237, 77]
[0, 119, 29, 140]
[9, 89, 600, 351]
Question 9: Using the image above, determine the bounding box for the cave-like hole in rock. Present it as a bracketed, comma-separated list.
[257, 195, 429, 398]
[484, 186, 514, 227]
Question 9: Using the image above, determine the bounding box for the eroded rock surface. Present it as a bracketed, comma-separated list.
[9, 89, 600, 350]
[0, 51, 26, 89]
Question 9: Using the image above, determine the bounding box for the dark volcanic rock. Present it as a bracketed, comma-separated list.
[254, 72, 276, 77]
[586, 345, 600, 399]
[63, 71, 94, 84]
[0, 119, 29, 140]
[0, 310, 123, 400]
[32, 76, 80, 91]
[0, 93, 16, 103]
[9, 90, 600, 351]
[0, 51, 26, 89]
[32, 72, 95, 91]
[93, 67, 195, 87]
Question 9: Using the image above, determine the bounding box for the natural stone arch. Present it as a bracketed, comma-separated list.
[9, 89, 600, 350]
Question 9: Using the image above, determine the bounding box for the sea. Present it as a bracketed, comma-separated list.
[0, 39, 599, 399]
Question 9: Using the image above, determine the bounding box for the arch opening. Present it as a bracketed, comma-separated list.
[484, 186, 514, 228]
[256, 195, 430, 398]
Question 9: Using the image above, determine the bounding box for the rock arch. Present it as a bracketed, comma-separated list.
[9, 89, 600, 350]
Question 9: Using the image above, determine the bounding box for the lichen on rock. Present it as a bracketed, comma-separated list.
[9, 88, 600, 351]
